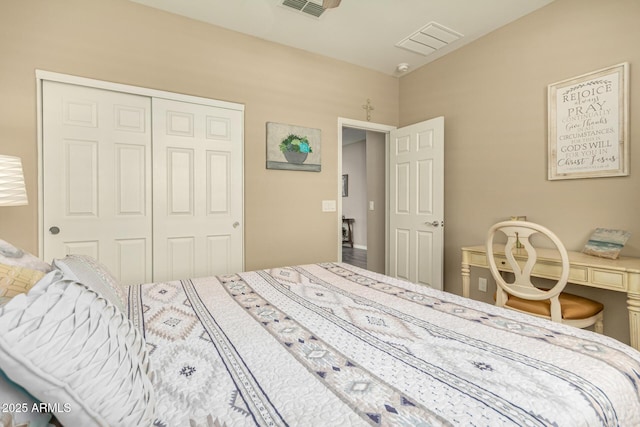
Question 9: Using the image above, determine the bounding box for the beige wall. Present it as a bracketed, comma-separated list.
[400, 0, 640, 343]
[0, 0, 398, 270]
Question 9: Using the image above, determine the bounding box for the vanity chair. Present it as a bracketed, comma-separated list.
[486, 220, 604, 332]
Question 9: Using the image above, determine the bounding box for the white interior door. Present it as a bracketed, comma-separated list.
[152, 98, 244, 281]
[388, 117, 444, 290]
[42, 81, 153, 284]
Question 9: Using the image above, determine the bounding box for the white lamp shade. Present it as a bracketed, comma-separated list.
[0, 155, 28, 206]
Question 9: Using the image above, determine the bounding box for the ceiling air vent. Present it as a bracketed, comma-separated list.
[281, 0, 326, 18]
[396, 22, 463, 56]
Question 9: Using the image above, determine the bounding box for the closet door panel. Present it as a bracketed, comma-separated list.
[153, 98, 243, 281]
[116, 144, 147, 216]
[65, 139, 98, 216]
[207, 151, 230, 214]
[167, 148, 194, 215]
[43, 81, 153, 285]
[207, 235, 231, 275]
[115, 238, 148, 284]
[167, 237, 196, 280]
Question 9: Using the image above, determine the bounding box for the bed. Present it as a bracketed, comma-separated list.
[1, 251, 640, 426]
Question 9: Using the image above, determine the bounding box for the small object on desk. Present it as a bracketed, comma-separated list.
[583, 228, 631, 259]
[342, 218, 354, 248]
[509, 216, 527, 248]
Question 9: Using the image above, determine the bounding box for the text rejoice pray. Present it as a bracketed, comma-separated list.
[555, 74, 620, 174]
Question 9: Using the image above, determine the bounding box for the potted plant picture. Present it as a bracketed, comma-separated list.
[266, 122, 321, 172]
[279, 134, 313, 164]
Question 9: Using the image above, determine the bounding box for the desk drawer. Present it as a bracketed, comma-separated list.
[468, 253, 488, 267]
[493, 256, 588, 283]
[591, 269, 627, 291]
[568, 266, 589, 283]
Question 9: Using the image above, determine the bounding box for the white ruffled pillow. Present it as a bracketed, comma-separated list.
[0, 270, 155, 427]
[52, 254, 127, 313]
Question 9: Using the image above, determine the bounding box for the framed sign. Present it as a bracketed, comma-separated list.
[547, 63, 629, 180]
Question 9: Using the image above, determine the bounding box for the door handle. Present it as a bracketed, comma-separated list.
[233, 222, 240, 229]
[49, 226, 60, 235]
[425, 221, 443, 227]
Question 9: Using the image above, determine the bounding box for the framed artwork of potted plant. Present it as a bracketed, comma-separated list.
[266, 122, 321, 172]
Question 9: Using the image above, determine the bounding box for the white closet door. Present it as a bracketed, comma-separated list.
[152, 98, 244, 281]
[42, 81, 153, 284]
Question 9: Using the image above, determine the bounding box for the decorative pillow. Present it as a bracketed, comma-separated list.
[0, 370, 52, 427]
[0, 239, 51, 273]
[0, 263, 45, 305]
[0, 270, 155, 427]
[52, 254, 127, 313]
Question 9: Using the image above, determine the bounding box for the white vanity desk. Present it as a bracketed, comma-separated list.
[461, 244, 640, 351]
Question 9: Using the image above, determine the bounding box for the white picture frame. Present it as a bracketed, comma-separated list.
[547, 63, 629, 180]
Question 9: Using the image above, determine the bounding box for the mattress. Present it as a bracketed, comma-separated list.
[128, 262, 640, 426]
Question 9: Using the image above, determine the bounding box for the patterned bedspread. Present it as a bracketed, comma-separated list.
[128, 263, 640, 426]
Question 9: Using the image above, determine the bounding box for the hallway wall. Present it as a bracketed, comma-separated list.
[342, 140, 367, 248]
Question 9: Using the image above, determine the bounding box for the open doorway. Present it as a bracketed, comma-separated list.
[341, 127, 367, 269]
[339, 121, 392, 273]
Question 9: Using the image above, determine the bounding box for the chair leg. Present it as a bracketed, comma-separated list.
[594, 314, 604, 334]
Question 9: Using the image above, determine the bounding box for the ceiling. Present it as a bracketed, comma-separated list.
[131, 0, 554, 76]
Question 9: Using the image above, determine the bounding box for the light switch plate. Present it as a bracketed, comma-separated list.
[369, 201, 374, 210]
[322, 200, 336, 212]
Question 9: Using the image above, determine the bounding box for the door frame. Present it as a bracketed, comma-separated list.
[35, 70, 245, 262]
[337, 117, 395, 273]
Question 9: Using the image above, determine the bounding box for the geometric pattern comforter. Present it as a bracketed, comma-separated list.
[127, 263, 640, 426]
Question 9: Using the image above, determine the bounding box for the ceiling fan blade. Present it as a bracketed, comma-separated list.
[322, 0, 341, 9]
